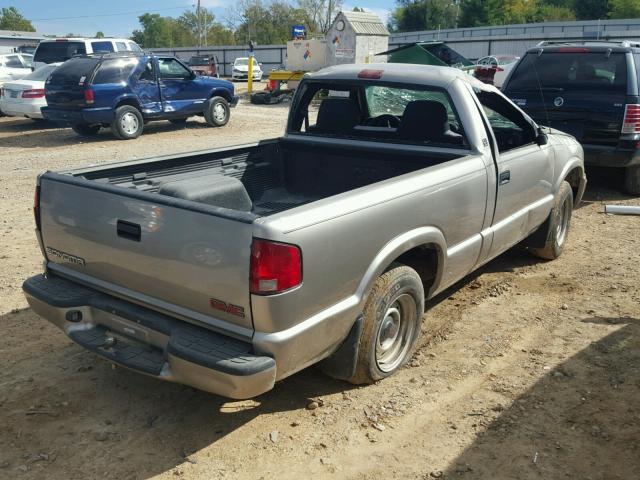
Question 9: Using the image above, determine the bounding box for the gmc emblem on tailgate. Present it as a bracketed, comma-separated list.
[209, 298, 245, 318]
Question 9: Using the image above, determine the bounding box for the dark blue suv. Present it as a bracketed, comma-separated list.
[42, 53, 238, 140]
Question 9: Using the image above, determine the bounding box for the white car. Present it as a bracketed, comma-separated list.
[232, 57, 263, 81]
[0, 53, 33, 84]
[0, 63, 61, 120]
[474, 55, 520, 89]
[32, 38, 141, 69]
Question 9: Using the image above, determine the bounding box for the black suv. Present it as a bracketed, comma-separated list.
[502, 40, 640, 194]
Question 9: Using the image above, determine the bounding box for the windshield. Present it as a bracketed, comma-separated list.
[235, 58, 248, 66]
[25, 64, 58, 81]
[289, 81, 467, 149]
[506, 51, 628, 93]
[34, 41, 86, 64]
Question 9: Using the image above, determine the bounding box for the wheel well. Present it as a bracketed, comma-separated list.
[564, 167, 583, 200]
[211, 89, 232, 102]
[115, 98, 141, 111]
[393, 244, 440, 295]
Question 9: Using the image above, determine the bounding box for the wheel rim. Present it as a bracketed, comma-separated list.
[120, 112, 139, 135]
[555, 197, 571, 247]
[213, 103, 227, 122]
[375, 293, 417, 373]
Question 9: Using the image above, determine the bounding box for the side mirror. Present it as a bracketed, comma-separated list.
[537, 130, 548, 146]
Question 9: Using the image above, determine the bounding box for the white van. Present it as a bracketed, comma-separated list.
[33, 38, 142, 69]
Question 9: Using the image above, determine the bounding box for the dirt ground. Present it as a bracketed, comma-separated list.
[0, 99, 639, 480]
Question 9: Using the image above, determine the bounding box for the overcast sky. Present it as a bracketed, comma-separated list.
[2, 0, 391, 38]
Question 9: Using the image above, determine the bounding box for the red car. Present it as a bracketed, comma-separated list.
[188, 55, 220, 78]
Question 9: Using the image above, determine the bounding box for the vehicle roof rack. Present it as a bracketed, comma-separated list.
[536, 40, 640, 48]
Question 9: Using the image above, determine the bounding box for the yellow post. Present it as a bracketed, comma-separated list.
[248, 54, 253, 93]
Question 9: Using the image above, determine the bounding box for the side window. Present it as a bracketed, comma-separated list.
[91, 41, 114, 53]
[5, 55, 24, 68]
[138, 59, 155, 82]
[128, 43, 142, 52]
[92, 58, 138, 84]
[158, 58, 191, 80]
[478, 91, 536, 153]
[115, 42, 128, 52]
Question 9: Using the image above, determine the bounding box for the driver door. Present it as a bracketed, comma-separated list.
[157, 57, 204, 115]
[479, 91, 554, 257]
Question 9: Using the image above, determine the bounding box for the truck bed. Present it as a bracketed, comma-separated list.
[74, 138, 464, 216]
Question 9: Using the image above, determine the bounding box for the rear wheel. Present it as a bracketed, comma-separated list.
[346, 264, 424, 384]
[624, 165, 640, 195]
[72, 124, 101, 136]
[529, 181, 573, 260]
[204, 96, 230, 127]
[111, 105, 143, 140]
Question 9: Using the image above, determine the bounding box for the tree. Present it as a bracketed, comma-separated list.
[353, 6, 365, 12]
[131, 13, 175, 48]
[230, 0, 312, 44]
[389, 0, 459, 32]
[177, 9, 235, 46]
[296, 0, 343, 33]
[0, 6, 35, 31]
[609, 0, 640, 18]
[572, 0, 609, 20]
[95, 31, 105, 38]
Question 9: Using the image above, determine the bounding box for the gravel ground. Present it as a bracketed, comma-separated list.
[0, 101, 639, 480]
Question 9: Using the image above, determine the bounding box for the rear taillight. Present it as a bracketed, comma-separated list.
[622, 104, 640, 134]
[558, 47, 589, 53]
[21, 89, 45, 99]
[84, 89, 94, 104]
[34, 185, 41, 230]
[250, 238, 302, 295]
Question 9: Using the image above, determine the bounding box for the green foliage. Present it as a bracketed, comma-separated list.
[95, 31, 105, 38]
[609, 0, 640, 18]
[0, 6, 35, 32]
[231, 0, 314, 45]
[389, 0, 459, 31]
[131, 9, 235, 48]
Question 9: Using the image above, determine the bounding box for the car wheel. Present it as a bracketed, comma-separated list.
[112, 105, 144, 140]
[72, 124, 101, 136]
[624, 165, 640, 195]
[204, 96, 230, 127]
[346, 264, 424, 385]
[529, 181, 573, 260]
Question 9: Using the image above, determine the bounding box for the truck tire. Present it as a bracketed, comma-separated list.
[346, 264, 424, 385]
[529, 181, 573, 260]
[204, 96, 230, 127]
[111, 105, 144, 140]
[624, 165, 640, 195]
[72, 124, 101, 136]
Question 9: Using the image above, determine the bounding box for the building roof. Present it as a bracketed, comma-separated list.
[340, 11, 389, 36]
[0, 29, 46, 41]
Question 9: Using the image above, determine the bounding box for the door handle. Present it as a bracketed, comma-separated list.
[499, 170, 511, 186]
[117, 220, 141, 242]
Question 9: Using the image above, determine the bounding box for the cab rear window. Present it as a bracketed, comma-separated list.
[34, 41, 86, 64]
[506, 52, 628, 93]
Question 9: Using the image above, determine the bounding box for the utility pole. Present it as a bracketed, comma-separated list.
[196, 0, 201, 47]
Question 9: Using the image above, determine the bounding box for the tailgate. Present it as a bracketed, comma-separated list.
[38, 172, 256, 334]
[45, 57, 99, 108]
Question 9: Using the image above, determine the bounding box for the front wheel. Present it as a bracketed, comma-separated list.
[346, 264, 424, 384]
[204, 96, 230, 127]
[624, 165, 640, 195]
[111, 105, 144, 140]
[72, 124, 101, 136]
[529, 181, 573, 260]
